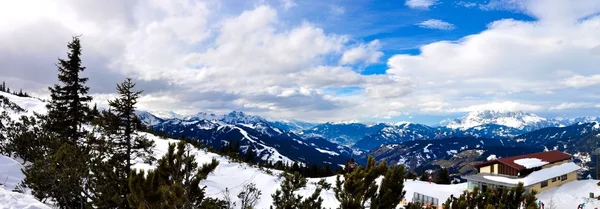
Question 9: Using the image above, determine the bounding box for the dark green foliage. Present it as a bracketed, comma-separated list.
[270, 172, 330, 209]
[44, 36, 92, 145]
[24, 143, 90, 208]
[128, 141, 219, 209]
[406, 202, 437, 209]
[370, 165, 407, 209]
[334, 156, 401, 209]
[0, 82, 30, 97]
[245, 148, 255, 163]
[91, 78, 155, 208]
[406, 171, 418, 180]
[3, 114, 48, 163]
[436, 168, 451, 185]
[444, 183, 539, 209]
[22, 36, 94, 208]
[419, 169, 430, 182]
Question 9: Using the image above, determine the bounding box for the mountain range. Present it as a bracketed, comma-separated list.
[137, 108, 600, 175]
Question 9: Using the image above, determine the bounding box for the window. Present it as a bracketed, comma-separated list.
[491, 164, 494, 173]
[552, 177, 557, 182]
[561, 174, 567, 181]
[541, 180, 548, 188]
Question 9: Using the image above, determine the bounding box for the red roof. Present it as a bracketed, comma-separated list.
[472, 150, 572, 170]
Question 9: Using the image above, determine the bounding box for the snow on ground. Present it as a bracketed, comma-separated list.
[537, 180, 600, 209]
[513, 158, 549, 168]
[0, 155, 25, 191]
[483, 162, 580, 186]
[403, 180, 466, 203]
[315, 148, 340, 156]
[0, 154, 50, 209]
[133, 133, 469, 208]
[487, 154, 497, 161]
[0, 93, 45, 114]
[0, 188, 50, 209]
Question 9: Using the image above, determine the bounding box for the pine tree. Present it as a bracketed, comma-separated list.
[3, 114, 47, 163]
[128, 141, 220, 209]
[436, 168, 451, 184]
[271, 172, 330, 209]
[45, 36, 92, 144]
[419, 169, 430, 182]
[444, 183, 539, 209]
[23, 36, 93, 208]
[245, 148, 255, 163]
[334, 156, 389, 209]
[370, 165, 407, 209]
[92, 78, 155, 208]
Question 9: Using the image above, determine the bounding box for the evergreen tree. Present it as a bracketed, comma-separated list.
[23, 36, 93, 208]
[245, 148, 255, 163]
[406, 171, 418, 180]
[436, 168, 451, 185]
[443, 183, 539, 209]
[419, 170, 430, 182]
[92, 78, 155, 208]
[44, 36, 92, 144]
[270, 172, 330, 209]
[128, 141, 220, 209]
[333, 156, 389, 209]
[3, 114, 47, 163]
[370, 165, 407, 209]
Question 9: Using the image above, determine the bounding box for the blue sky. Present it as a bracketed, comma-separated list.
[1, 0, 600, 124]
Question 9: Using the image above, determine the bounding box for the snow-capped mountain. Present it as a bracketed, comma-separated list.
[144, 111, 352, 166]
[360, 137, 511, 170]
[441, 110, 552, 131]
[148, 110, 185, 119]
[269, 119, 318, 133]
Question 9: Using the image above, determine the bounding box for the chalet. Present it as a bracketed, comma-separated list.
[463, 150, 580, 193]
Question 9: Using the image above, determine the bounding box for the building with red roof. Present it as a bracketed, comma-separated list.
[463, 150, 580, 193]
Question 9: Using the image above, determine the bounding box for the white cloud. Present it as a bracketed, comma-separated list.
[561, 75, 600, 88]
[596, 104, 600, 108]
[417, 19, 456, 30]
[330, 5, 345, 16]
[549, 102, 592, 110]
[2, 0, 600, 122]
[457, 1, 477, 8]
[280, 0, 296, 10]
[452, 102, 544, 113]
[339, 40, 383, 65]
[405, 0, 437, 9]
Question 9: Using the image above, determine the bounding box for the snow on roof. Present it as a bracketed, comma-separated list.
[513, 158, 549, 169]
[482, 162, 580, 186]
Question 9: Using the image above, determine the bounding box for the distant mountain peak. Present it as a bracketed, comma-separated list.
[149, 110, 185, 119]
[443, 110, 547, 130]
[329, 120, 361, 125]
[221, 110, 268, 125]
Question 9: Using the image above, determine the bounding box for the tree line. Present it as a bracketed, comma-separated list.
[0, 81, 30, 97]
[0, 36, 542, 209]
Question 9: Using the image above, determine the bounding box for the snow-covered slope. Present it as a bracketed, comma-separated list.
[537, 180, 600, 209]
[0, 155, 50, 209]
[132, 132, 470, 208]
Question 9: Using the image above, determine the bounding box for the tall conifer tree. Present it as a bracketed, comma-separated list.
[92, 78, 155, 208]
[23, 36, 93, 208]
